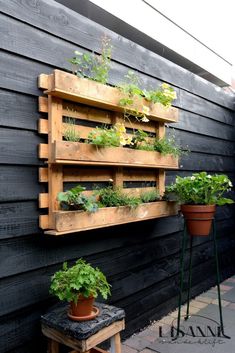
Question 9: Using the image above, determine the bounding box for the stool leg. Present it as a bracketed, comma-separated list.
[110, 333, 121, 353]
[48, 339, 59, 353]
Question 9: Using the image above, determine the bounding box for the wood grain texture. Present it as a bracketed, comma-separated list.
[48, 202, 178, 233]
[52, 141, 179, 169]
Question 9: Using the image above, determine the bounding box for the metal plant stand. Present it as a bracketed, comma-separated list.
[175, 218, 230, 339]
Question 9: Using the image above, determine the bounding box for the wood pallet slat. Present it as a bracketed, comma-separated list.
[44, 70, 179, 123]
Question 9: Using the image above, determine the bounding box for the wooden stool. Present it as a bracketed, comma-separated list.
[41, 302, 125, 353]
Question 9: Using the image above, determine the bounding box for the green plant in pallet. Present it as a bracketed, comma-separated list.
[64, 118, 80, 142]
[88, 123, 132, 147]
[97, 186, 141, 209]
[57, 185, 98, 212]
[68, 36, 112, 84]
[140, 189, 160, 203]
[118, 71, 177, 122]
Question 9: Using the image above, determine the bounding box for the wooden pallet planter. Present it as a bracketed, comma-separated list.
[38, 71, 180, 235]
[50, 141, 178, 168]
[45, 202, 178, 235]
[42, 70, 179, 123]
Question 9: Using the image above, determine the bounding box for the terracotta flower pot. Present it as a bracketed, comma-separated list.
[181, 205, 216, 236]
[70, 295, 94, 317]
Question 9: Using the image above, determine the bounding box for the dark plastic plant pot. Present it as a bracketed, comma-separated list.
[69, 295, 95, 320]
[181, 204, 216, 236]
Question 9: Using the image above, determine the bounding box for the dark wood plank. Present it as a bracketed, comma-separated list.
[0, 38, 234, 124]
[171, 110, 235, 141]
[0, 127, 45, 165]
[0, 201, 40, 238]
[0, 89, 40, 131]
[0, 166, 43, 202]
[0, 233, 234, 317]
[0, 0, 234, 109]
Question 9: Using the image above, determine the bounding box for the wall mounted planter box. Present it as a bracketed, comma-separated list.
[45, 201, 178, 235]
[45, 70, 179, 123]
[38, 71, 180, 235]
[52, 141, 179, 169]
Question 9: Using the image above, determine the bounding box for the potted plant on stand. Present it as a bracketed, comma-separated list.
[50, 258, 111, 321]
[166, 172, 233, 236]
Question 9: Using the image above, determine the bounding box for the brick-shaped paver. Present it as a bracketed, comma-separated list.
[220, 284, 233, 291]
[124, 336, 150, 351]
[189, 299, 208, 309]
[137, 328, 159, 343]
[211, 298, 230, 307]
[122, 344, 139, 353]
[227, 302, 235, 310]
[195, 295, 214, 304]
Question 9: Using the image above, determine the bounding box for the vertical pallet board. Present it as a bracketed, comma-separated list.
[38, 71, 179, 235]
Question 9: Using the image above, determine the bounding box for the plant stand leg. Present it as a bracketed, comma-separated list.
[48, 339, 59, 353]
[212, 219, 230, 339]
[174, 223, 187, 339]
[110, 333, 121, 353]
[185, 234, 193, 320]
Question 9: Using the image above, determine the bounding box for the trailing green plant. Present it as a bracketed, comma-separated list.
[97, 186, 141, 209]
[166, 172, 234, 206]
[68, 36, 112, 84]
[57, 185, 98, 212]
[64, 118, 80, 142]
[118, 71, 177, 122]
[140, 189, 160, 203]
[50, 258, 111, 303]
[88, 123, 132, 147]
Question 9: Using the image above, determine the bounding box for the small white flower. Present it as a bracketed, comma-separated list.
[109, 179, 114, 182]
[141, 115, 149, 123]
[229, 181, 233, 187]
[207, 175, 212, 178]
[191, 176, 196, 180]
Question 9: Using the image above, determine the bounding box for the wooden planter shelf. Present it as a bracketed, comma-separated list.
[41, 70, 179, 123]
[38, 70, 180, 235]
[48, 141, 178, 168]
[44, 202, 178, 235]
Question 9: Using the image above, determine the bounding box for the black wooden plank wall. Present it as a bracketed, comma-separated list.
[0, 1, 235, 352]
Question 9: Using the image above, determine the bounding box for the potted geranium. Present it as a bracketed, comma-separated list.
[166, 172, 233, 236]
[50, 258, 111, 321]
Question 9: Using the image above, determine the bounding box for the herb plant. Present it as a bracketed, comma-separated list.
[57, 185, 98, 213]
[154, 135, 183, 157]
[140, 189, 160, 203]
[64, 118, 80, 142]
[50, 258, 111, 303]
[166, 172, 234, 206]
[69, 36, 112, 84]
[97, 186, 140, 209]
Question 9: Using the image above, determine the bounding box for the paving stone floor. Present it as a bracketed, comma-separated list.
[122, 275, 235, 353]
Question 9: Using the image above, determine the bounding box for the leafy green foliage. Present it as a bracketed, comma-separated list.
[88, 123, 132, 147]
[64, 118, 80, 142]
[140, 189, 160, 203]
[166, 172, 234, 206]
[97, 186, 141, 209]
[50, 258, 111, 303]
[57, 185, 98, 212]
[154, 135, 184, 157]
[68, 36, 112, 84]
[118, 71, 177, 122]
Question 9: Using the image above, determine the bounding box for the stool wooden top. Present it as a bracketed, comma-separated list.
[41, 302, 125, 341]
